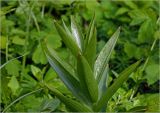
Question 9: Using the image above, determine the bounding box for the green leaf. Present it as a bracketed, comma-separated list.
[84, 15, 97, 68]
[46, 33, 62, 49]
[0, 36, 7, 49]
[8, 76, 20, 95]
[124, 42, 138, 58]
[77, 54, 98, 103]
[145, 63, 159, 85]
[94, 27, 120, 82]
[14, 95, 42, 111]
[71, 16, 84, 51]
[12, 36, 25, 45]
[31, 65, 42, 81]
[94, 60, 141, 111]
[123, 1, 138, 9]
[86, 0, 99, 11]
[39, 98, 60, 112]
[32, 44, 47, 64]
[146, 94, 160, 112]
[62, 19, 72, 38]
[97, 40, 105, 53]
[44, 68, 57, 82]
[128, 106, 147, 112]
[46, 84, 92, 112]
[42, 41, 86, 102]
[115, 7, 129, 16]
[138, 19, 155, 43]
[129, 10, 147, 26]
[98, 64, 109, 99]
[54, 20, 81, 56]
[5, 59, 21, 76]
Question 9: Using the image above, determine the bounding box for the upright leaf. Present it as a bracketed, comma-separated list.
[77, 55, 98, 103]
[46, 84, 92, 112]
[62, 19, 72, 37]
[71, 16, 84, 51]
[98, 64, 109, 99]
[94, 27, 120, 82]
[42, 41, 86, 102]
[94, 60, 141, 111]
[84, 14, 96, 68]
[54, 20, 81, 56]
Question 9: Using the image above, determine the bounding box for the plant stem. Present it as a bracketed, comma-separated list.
[5, 28, 9, 62]
[142, 38, 157, 71]
[22, 11, 31, 71]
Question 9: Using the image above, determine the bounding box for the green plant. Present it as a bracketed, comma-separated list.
[42, 15, 141, 112]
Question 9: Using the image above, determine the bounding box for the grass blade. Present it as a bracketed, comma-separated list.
[94, 27, 120, 81]
[77, 54, 98, 103]
[46, 84, 92, 112]
[94, 60, 141, 111]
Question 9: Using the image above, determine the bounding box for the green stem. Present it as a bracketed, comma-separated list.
[22, 13, 31, 71]
[2, 88, 43, 112]
[5, 29, 9, 62]
[142, 38, 157, 71]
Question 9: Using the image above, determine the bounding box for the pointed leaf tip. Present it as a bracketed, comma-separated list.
[94, 27, 120, 82]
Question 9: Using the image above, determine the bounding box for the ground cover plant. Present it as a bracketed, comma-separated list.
[0, 0, 159, 112]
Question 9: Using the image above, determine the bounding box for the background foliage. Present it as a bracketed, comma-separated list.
[0, 0, 159, 112]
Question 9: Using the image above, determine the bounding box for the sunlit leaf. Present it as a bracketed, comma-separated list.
[5, 59, 21, 76]
[31, 65, 42, 81]
[94, 27, 120, 82]
[54, 20, 81, 56]
[71, 16, 84, 51]
[44, 68, 57, 82]
[32, 44, 48, 64]
[8, 76, 20, 95]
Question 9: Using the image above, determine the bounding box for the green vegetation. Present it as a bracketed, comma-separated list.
[0, 0, 159, 112]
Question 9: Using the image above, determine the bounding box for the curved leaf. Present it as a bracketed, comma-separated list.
[94, 60, 141, 111]
[42, 41, 86, 102]
[54, 20, 81, 56]
[94, 27, 120, 81]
